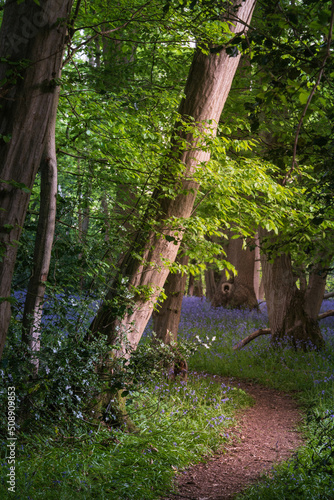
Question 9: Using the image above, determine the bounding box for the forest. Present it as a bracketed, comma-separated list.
[0, 0, 334, 498]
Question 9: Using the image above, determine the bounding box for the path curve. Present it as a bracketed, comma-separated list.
[163, 376, 304, 500]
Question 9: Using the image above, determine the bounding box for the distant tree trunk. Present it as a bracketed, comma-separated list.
[21, 89, 59, 373]
[194, 274, 204, 297]
[0, 0, 73, 358]
[205, 266, 217, 301]
[78, 167, 90, 291]
[260, 228, 327, 349]
[152, 252, 188, 344]
[213, 234, 258, 309]
[188, 274, 195, 296]
[253, 232, 263, 300]
[89, 0, 257, 353]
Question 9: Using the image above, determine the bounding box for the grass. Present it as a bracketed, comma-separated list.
[1, 296, 334, 499]
[0, 374, 251, 499]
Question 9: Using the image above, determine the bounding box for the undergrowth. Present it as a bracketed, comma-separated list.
[0, 374, 251, 499]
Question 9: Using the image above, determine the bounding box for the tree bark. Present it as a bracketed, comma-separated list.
[305, 256, 329, 320]
[259, 228, 326, 349]
[89, 0, 257, 353]
[0, 0, 73, 358]
[212, 234, 258, 309]
[188, 274, 195, 296]
[152, 252, 189, 344]
[21, 87, 59, 373]
[253, 232, 263, 300]
[205, 266, 217, 301]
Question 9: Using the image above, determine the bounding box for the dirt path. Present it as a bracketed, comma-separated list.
[162, 376, 304, 500]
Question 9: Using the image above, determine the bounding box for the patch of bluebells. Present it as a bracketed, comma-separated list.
[144, 296, 334, 398]
[12, 289, 100, 338]
[144, 296, 268, 346]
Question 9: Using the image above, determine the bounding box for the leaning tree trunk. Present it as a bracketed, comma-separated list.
[21, 89, 59, 374]
[213, 233, 258, 309]
[0, 0, 73, 358]
[260, 228, 326, 349]
[89, 0, 257, 353]
[152, 251, 189, 344]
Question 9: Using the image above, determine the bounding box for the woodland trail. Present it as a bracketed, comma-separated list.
[162, 376, 305, 500]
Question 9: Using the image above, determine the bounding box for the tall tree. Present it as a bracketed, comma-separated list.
[21, 91, 58, 372]
[90, 0, 257, 353]
[0, 0, 73, 358]
[259, 229, 330, 349]
[152, 249, 189, 344]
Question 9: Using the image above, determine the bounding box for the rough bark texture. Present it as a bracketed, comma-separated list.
[90, 0, 257, 352]
[152, 253, 189, 344]
[304, 257, 328, 320]
[21, 88, 59, 372]
[259, 229, 326, 349]
[0, 0, 73, 358]
[213, 235, 258, 309]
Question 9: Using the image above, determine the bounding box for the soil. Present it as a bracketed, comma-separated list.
[162, 376, 305, 500]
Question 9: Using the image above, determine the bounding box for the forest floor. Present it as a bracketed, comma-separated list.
[162, 376, 305, 500]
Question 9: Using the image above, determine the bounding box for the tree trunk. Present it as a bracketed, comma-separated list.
[213, 234, 258, 309]
[253, 232, 263, 300]
[188, 274, 195, 296]
[0, 0, 73, 358]
[305, 257, 329, 320]
[259, 228, 326, 349]
[89, 0, 257, 353]
[205, 266, 217, 301]
[21, 88, 59, 373]
[152, 252, 189, 344]
[193, 275, 204, 298]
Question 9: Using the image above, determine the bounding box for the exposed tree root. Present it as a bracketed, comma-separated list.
[233, 310, 334, 350]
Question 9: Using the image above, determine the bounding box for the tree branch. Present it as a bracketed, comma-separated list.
[234, 308, 334, 351]
[233, 328, 271, 350]
[318, 309, 334, 320]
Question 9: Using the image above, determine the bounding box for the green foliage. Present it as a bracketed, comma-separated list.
[0, 292, 108, 435]
[0, 374, 251, 499]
